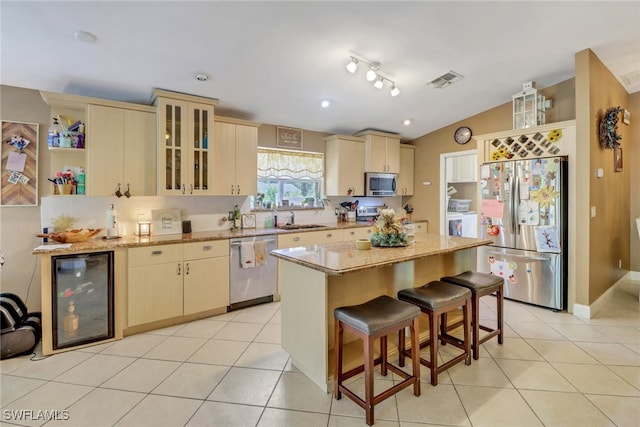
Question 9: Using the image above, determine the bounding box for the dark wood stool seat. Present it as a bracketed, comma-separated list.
[397, 281, 472, 386]
[334, 295, 421, 426]
[441, 271, 504, 360]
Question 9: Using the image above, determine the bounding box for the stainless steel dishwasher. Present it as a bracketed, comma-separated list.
[229, 235, 277, 310]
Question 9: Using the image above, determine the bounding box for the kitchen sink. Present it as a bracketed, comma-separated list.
[277, 224, 329, 230]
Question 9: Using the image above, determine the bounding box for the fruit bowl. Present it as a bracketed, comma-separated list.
[37, 228, 103, 243]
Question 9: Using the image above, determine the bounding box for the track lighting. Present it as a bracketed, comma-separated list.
[345, 56, 399, 97]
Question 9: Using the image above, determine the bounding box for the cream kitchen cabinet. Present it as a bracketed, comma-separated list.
[127, 240, 229, 327]
[343, 227, 372, 241]
[128, 244, 184, 327]
[413, 221, 428, 237]
[324, 135, 365, 196]
[446, 153, 478, 183]
[355, 130, 400, 173]
[153, 90, 218, 196]
[277, 229, 344, 249]
[212, 117, 259, 196]
[86, 104, 156, 197]
[398, 144, 415, 195]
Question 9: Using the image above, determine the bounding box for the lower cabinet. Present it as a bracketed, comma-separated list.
[343, 227, 373, 241]
[127, 240, 229, 327]
[183, 241, 229, 315]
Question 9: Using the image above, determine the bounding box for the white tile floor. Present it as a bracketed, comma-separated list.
[2, 278, 639, 426]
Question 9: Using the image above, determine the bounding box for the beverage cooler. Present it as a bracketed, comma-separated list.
[51, 251, 114, 350]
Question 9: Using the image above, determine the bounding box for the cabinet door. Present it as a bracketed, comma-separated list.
[187, 102, 214, 195]
[212, 121, 235, 195]
[399, 145, 414, 195]
[87, 105, 124, 196]
[184, 256, 229, 315]
[385, 137, 401, 174]
[325, 137, 365, 196]
[234, 124, 258, 195]
[306, 229, 343, 244]
[128, 262, 183, 326]
[365, 134, 388, 172]
[123, 110, 156, 196]
[158, 98, 188, 195]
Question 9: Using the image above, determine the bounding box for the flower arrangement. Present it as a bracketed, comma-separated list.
[370, 208, 409, 247]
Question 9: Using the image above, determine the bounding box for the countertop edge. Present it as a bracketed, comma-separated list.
[31, 221, 386, 255]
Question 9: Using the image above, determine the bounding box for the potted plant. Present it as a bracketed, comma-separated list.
[370, 209, 409, 247]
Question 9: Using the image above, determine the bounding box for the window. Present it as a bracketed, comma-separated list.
[256, 148, 323, 209]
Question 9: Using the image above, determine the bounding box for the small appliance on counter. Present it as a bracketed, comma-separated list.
[355, 205, 385, 223]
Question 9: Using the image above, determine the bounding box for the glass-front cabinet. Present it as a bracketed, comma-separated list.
[154, 90, 217, 196]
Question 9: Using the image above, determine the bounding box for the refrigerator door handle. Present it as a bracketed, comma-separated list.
[513, 174, 519, 236]
[484, 249, 553, 262]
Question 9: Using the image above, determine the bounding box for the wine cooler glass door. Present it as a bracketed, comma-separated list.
[52, 251, 114, 350]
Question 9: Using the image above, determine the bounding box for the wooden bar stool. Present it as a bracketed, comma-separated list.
[334, 295, 421, 426]
[397, 281, 472, 386]
[441, 271, 504, 360]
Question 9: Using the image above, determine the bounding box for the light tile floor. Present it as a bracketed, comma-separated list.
[2, 278, 639, 426]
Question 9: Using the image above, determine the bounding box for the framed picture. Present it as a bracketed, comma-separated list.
[1, 120, 39, 206]
[614, 147, 623, 172]
[277, 126, 303, 149]
[622, 109, 631, 125]
[241, 213, 256, 229]
[151, 208, 182, 235]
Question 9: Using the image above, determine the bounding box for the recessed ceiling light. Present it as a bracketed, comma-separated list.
[403, 119, 412, 126]
[195, 73, 210, 82]
[74, 31, 97, 43]
[320, 99, 332, 108]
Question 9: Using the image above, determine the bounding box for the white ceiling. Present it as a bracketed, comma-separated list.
[1, 1, 639, 141]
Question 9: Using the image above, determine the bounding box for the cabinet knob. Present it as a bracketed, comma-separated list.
[151, 250, 163, 255]
[181, 184, 186, 194]
[185, 263, 190, 275]
[202, 245, 212, 251]
[177, 264, 182, 275]
[236, 185, 240, 194]
[293, 237, 300, 242]
[230, 185, 234, 195]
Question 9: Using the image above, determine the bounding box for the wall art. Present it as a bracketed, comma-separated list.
[1, 120, 39, 206]
[277, 126, 303, 149]
[614, 147, 623, 172]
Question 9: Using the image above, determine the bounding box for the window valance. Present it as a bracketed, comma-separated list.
[257, 147, 324, 180]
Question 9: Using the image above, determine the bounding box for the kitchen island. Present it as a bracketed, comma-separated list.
[271, 234, 492, 392]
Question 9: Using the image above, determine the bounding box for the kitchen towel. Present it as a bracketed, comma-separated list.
[254, 240, 267, 266]
[240, 242, 256, 268]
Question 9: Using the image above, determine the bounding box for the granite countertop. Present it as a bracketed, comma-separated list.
[32, 221, 375, 255]
[270, 234, 492, 275]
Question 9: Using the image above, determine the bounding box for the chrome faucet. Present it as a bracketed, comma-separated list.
[289, 211, 295, 225]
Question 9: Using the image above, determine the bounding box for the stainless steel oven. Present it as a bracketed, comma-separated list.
[365, 172, 397, 196]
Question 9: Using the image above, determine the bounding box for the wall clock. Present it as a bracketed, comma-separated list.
[454, 126, 472, 145]
[241, 214, 256, 229]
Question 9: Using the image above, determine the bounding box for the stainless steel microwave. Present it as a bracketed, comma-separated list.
[365, 172, 397, 197]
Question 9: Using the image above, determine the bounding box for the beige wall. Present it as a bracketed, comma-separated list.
[257, 124, 329, 153]
[630, 92, 640, 272]
[576, 49, 632, 304]
[409, 78, 576, 232]
[0, 85, 51, 309]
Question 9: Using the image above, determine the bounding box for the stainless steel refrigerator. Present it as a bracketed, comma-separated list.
[477, 156, 567, 310]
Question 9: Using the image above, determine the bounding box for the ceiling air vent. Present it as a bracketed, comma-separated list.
[427, 71, 463, 88]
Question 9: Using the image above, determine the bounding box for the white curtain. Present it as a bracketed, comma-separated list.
[257, 148, 323, 180]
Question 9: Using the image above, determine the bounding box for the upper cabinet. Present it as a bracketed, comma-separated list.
[398, 144, 414, 195]
[355, 130, 400, 173]
[324, 135, 365, 196]
[446, 153, 478, 183]
[153, 89, 218, 196]
[212, 116, 260, 196]
[86, 104, 156, 197]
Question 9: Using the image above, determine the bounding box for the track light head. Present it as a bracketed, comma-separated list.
[346, 57, 358, 74]
[373, 76, 384, 89]
[390, 84, 400, 96]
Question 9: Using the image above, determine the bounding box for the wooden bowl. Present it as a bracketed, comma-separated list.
[356, 239, 371, 250]
[37, 228, 103, 243]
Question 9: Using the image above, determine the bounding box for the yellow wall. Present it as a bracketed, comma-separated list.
[410, 78, 575, 233]
[576, 49, 632, 304]
[629, 91, 640, 272]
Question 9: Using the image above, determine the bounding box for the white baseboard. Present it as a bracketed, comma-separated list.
[572, 271, 639, 319]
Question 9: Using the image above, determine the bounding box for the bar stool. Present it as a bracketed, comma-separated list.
[397, 281, 472, 386]
[441, 271, 504, 360]
[334, 295, 421, 426]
